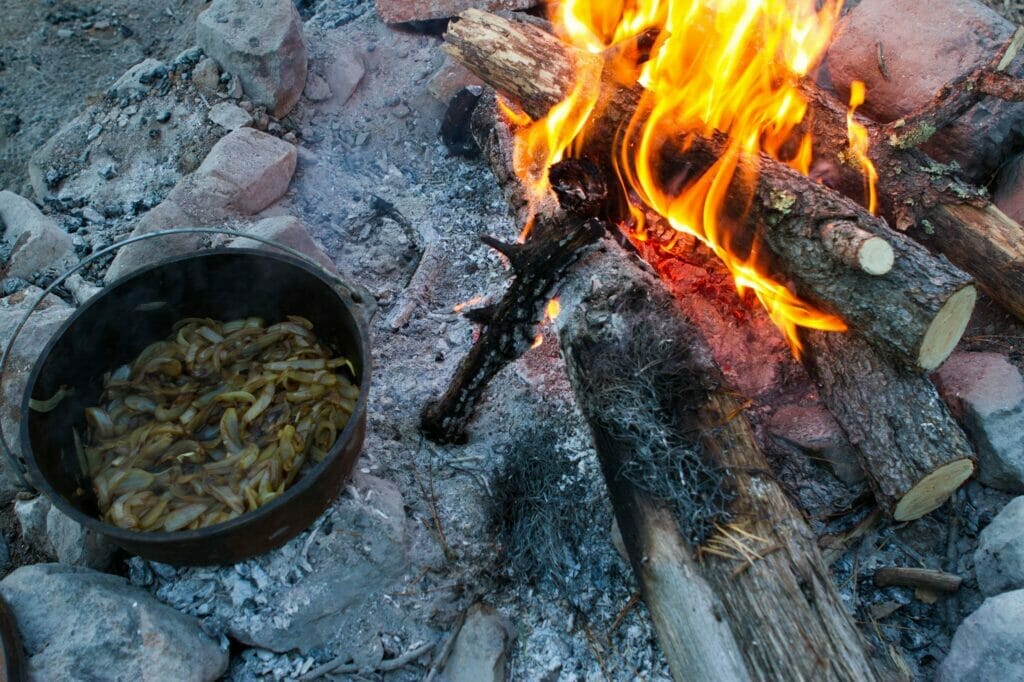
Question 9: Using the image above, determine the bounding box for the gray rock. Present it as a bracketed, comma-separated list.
[975, 496, 1024, 597]
[197, 0, 307, 118]
[229, 215, 336, 273]
[229, 474, 409, 652]
[304, 72, 332, 102]
[103, 200, 197, 283]
[442, 603, 514, 682]
[0, 533, 10, 574]
[106, 58, 166, 101]
[208, 102, 254, 130]
[769, 404, 864, 485]
[46, 504, 116, 570]
[323, 46, 364, 106]
[192, 57, 222, 94]
[0, 191, 74, 279]
[827, 0, 1024, 183]
[0, 289, 74, 500]
[934, 352, 1024, 492]
[937, 589, 1024, 681]
[14, 496, 51, 555]
[0, 564, 228, 681]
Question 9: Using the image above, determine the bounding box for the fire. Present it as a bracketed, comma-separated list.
[503, 0, 852, 354]
[846, 80, 879, 214]
[546, 298, 562, 321]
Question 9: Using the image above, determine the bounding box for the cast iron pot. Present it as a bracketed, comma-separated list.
[19, 248, 371, 565]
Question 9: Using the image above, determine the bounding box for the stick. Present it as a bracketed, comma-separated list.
[873, 567, 963, 593]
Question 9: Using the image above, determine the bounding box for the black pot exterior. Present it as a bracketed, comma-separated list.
[20, 249, 371, 565]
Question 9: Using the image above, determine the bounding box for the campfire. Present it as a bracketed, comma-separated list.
[421, 1, 1024, 678]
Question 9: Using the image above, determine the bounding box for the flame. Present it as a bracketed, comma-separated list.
[531, 334, 545, 349]
[504, 0, 851, 354]
[546, 298, 562, 321]
[846, 80, 878, 214]
[453, 295, 485, 313]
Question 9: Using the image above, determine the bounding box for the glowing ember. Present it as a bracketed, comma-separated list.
[453, 295, 485, 313]
[503, 0, 854, 354]
[546, 298, 562, 321]
[846, 80, 879, 215]
[531, 334, 545, 349]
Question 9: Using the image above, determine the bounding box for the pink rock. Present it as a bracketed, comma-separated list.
[769, 404, 864, 484]
[428, 57, 484, 104]
[375, 0, 536, 24]
[229, 216, 337, 273]
[826, 0, 1024, 183]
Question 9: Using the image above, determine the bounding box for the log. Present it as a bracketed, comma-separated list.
[419, 159, 606, 443]
[800, 327, 975, 520]
[443, 10, 977, 371]
[557, 240, 884, 681]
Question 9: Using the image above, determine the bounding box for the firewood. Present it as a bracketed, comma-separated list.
[801, 328, 975, 520]
[873, 567, 963, 594]
[443, 9, 977, 371]
[556, 240, 885, 681]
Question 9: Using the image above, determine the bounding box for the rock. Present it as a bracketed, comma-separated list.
[106, 58, 167, 102]
[375, 0, 536, 24]
[442, 603, 514, 682]
[304, 72, 332, 102]
[428, 57, 484, 104]
[975, 496, 1024, 597]
[937, 589, 1024, 681]
[934, 352, 1024, 492]
[196, 0, 308, 118]
[322, 46, 364, 106]
[0, 564, 228, 681]
[168, 127, 297, 219]
[46, 505, 116, 570]
[208, 102, 254, 130]
[192, 57, 222, 94]
[0, 191, 74, 279]
[229, 474, 408, 652]
[769, 404, 864, 484]
[14, 496, 51, 555]
[103, 200, 198, 283]
[826, 0, 1024, 183]
[0, 289, 74, 500]
[229, 215, 336, 273]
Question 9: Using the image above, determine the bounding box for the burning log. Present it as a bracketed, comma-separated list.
[419, 161, 605, 443]
[556, 241, 885, 681]
[443, 9, 977, 371]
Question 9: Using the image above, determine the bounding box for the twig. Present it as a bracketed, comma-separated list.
[386, 241, 448, 331]
[302, 641, 436, 680]
[874, 566, 962, 593]
[414, 461, 454, 561]
[819, 508, 883, 566]
[423, 612, 467, 682]
[608, 592, 642, 635]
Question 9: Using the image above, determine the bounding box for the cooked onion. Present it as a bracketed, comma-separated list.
[80, 316, 359, 532]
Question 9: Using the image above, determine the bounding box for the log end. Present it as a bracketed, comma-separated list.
[893, 458, 975, 521]
[919, 285, 977, 371]
[860, 237, 895, 276]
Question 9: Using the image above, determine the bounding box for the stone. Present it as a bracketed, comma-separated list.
[769, 404, 864, 484]
[208, 102, 254, 130]
[103, 200, 198, 283]
[375, 0, 536, 24]
[975, 496, 1024, 597]
[0, 191, 74, 279]
[46, 504, 117, 570]
[0, 289, 74, 501]
[192, 57, 222, 94]
[442, 603, 514, 682]
[229, 474, 409, 652]
[196, 0, 308, 118]
[14, 496, 52, 555]
[229, 215, 337, 273]
[826, 0, 1024, 183]
[106, 58, 167, 102]
[937, 589, 1024, 681]
[428, 57, 484, 104]
[304, 72, 332, 102]
[934, 352, 1024, 492]
[322, 46, 365, 106]
[168, 127, 297, 220]
[0, 564, 228, 681]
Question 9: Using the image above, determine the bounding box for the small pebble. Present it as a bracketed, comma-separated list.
[156, 110, 171, 123]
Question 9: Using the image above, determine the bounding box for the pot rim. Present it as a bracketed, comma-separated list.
[19, 247, 372, 547]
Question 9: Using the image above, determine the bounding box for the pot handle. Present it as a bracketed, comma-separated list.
[0, 226, 367, 491]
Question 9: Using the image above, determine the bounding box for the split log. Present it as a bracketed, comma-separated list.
[444, 10, 976, 371]
[557, 241, 884, 681]
[801, 328, 975, 520]
[419, 160, 605, 443]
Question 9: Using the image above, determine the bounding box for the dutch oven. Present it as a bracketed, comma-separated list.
[15, 247, 371, 565]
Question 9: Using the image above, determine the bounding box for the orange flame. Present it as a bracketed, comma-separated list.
[846, 80, 878, 214]
[504, 0, 851, 355]
[546, 298, 562, 321]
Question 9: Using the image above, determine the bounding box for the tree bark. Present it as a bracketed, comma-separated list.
[443, 9, 977, 371]
[557, 241, 885, 682]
